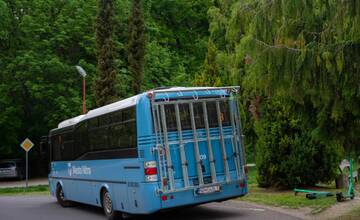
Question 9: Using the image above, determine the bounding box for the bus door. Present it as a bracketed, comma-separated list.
[151, 88, 246, 195]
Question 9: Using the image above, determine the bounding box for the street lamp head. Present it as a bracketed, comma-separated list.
[75, 65, 87, 77]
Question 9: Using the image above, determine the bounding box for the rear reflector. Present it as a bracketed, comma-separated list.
[161, 195, 167, 201]
[144, 161, 158, 182]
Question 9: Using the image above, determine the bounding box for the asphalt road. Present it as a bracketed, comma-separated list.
[0, 196, 301, 220]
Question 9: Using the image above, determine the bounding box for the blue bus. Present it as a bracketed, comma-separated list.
[48, 86, 248, 219]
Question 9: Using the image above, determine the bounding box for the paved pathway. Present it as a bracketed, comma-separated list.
[0, 178, 48, 188]
[0, 195, 301, 220]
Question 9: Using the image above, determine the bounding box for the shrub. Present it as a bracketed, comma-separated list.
[255, 98, 342, 188]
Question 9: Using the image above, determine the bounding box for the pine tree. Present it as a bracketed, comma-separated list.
[195, 40, 221, 86]
[94, 0, 117, 107]
[127, 0, 145, 94]
[203, 0, 360, 187]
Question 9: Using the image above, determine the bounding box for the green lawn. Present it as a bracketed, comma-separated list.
[0, 185, 50, 196]
[238, 167, 338, 213]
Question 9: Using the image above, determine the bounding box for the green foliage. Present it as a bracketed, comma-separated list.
[0, 185, 49, 195]
[143, 41, 187, 90]
[0, 0, 212, 161]
[0, 0, 98, 159]
[195, 40, 222, 86]
[255, 98, 342, 187]
[94, 0, 118, 106]
[146, 0, 211, 81]
[201, 0, 359, 187]
[127, 0, 145, 94]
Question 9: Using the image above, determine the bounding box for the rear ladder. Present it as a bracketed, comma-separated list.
[151, 87, 246, 194]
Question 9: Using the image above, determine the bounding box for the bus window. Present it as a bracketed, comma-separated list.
[164, 105, 177, 131]
[75, 121, 88, 159]
[219, 100, 231, 126]
[51, 135, 62, 161]
[193, 102, 205, 129]
[179, 103, 191, 131]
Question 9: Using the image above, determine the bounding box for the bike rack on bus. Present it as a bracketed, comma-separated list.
[150, 86, 245, 194]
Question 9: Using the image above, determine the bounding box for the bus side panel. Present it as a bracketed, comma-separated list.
[125, 95, 161, 214]
[50, 159, 140, 206]
[124, 182, 161, 214]
[74, 180, 97, 205]
[109, 182, 128, 211]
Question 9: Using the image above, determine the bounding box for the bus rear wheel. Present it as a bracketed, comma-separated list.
[102, 190, 123, 220]
[56, 184, 74, 207]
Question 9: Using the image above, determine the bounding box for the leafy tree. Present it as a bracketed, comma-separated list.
[201, 0, 360, 187]
[143, 41, 187, 90]
[127, 0, 145, 94]
[146, 0, 212, 83]
[0, 0, 213, 175]
[195, 40, 222, 86]
[94, 0, 118, 106]
[255, 98, 342, 187]
[0, 0, 97, 161]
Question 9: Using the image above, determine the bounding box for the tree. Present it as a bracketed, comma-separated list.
[94, 0, 117, 106]
[127, 0, 145, 94]
[194, 40, 221, 86]
[200, 0, 360, 187]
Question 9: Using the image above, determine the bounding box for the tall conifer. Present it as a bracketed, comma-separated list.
[127, 0, 145, 94]
[94, 0, 117, 107]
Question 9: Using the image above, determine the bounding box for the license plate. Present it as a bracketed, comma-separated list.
[195, 185, 221, 195]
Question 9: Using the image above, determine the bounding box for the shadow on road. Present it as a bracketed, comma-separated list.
[141, 206, 243, 220]
[64, 202, 242, 220]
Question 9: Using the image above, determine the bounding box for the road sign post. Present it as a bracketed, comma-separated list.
[20, 138, 34, 190]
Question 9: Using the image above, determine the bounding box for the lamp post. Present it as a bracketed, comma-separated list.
[75, 65, 87, 114]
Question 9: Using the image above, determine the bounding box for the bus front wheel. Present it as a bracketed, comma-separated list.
[56, 184, 74, 207]
[102, 189, 123, 220]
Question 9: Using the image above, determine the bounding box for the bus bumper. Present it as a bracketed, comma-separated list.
[159, 180, 248, 210]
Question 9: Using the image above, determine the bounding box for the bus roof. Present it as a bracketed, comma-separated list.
[57, 94, 140, 129]
[55, 86, 239, 129]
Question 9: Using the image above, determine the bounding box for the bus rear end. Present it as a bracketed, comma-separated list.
[145, 87, 247, 210]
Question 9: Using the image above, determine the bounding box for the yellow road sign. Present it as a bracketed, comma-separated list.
[21, 138, 34, 152]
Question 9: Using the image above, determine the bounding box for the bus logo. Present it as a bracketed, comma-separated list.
[199, 154, 207, 161]
[68, 163, 92, 176]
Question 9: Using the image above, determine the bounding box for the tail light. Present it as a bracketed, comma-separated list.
[144, 161, 158, 182]
[239, 180, 246, 188]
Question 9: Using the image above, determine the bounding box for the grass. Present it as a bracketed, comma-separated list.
[237, 167, 338, 214]
[0, 185, 50, 196]
[333, 207, 360, 220]
[348, 208, 360, 217]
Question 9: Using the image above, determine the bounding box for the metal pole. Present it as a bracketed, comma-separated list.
[160, 105, 175, 191]
[174, 104, 190, 188]
[82, 77, 86, 114]
[189, 103, 204, 186]
[26, 151, 28, 190]
[216, 101, 230, 182]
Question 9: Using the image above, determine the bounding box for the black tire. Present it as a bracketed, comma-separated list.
[56, 184, 74, 207]
[336, 192, 343, 202]
[102, 189, 123, 220]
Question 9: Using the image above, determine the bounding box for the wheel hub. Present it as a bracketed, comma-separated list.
[104, 192, 113, 214]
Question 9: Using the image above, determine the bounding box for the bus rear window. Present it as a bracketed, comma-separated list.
[163, 100, 231, 132]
